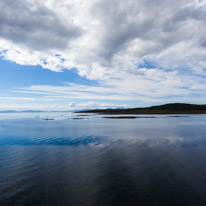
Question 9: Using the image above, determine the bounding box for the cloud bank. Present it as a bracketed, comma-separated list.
[0, 0, 206, 77]
[0, 0, 206, 108]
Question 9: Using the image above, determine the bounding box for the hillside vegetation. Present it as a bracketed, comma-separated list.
[77, 103, 206, 114]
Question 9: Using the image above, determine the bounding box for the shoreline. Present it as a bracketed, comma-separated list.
[76, 103, 206, 115]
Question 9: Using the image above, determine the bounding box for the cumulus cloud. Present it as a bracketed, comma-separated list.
[1, 0, 206, 109]
[0, 0, 206, 79]
[0, 0, 82, 51]
[68, 101, 126, 109]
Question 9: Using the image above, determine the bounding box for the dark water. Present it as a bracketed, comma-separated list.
[1, 113, 206, 206]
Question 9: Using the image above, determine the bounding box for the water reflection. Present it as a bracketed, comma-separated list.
[1, 113, 206, 205]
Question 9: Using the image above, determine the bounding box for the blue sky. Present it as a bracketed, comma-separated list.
[0, 0, 206, 111]
[0, 57, 136, 110]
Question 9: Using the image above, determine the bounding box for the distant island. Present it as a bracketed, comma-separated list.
[77, 103, 206, 114]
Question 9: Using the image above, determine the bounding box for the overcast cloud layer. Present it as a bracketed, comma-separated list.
[0, 0, 206, 109]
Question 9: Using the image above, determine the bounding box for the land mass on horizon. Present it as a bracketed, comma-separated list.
[77, 103, 206, 114]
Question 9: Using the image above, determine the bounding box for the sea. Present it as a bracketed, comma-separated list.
[1, 112, 206, 205]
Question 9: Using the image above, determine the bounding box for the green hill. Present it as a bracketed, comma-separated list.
[77, 103, 206, 114]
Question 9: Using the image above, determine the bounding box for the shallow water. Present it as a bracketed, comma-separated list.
[1, 113, 206, 205]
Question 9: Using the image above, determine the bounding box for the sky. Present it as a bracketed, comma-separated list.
[0, 0, 206, 111]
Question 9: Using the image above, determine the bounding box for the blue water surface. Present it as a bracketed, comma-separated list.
[0, 113, 206, 206]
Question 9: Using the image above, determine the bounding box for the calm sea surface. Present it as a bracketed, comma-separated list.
[1, 112, 206, 205]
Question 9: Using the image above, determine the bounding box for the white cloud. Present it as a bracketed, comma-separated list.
[1, 0, 206, 110]
[0, 101, 126, 111]
[0, 103, 69, 111]
[0, 0, 206, 79]
[12, 68, 206, 104]
[0, 97, 34, 100]
[68, 101, 126, 109]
